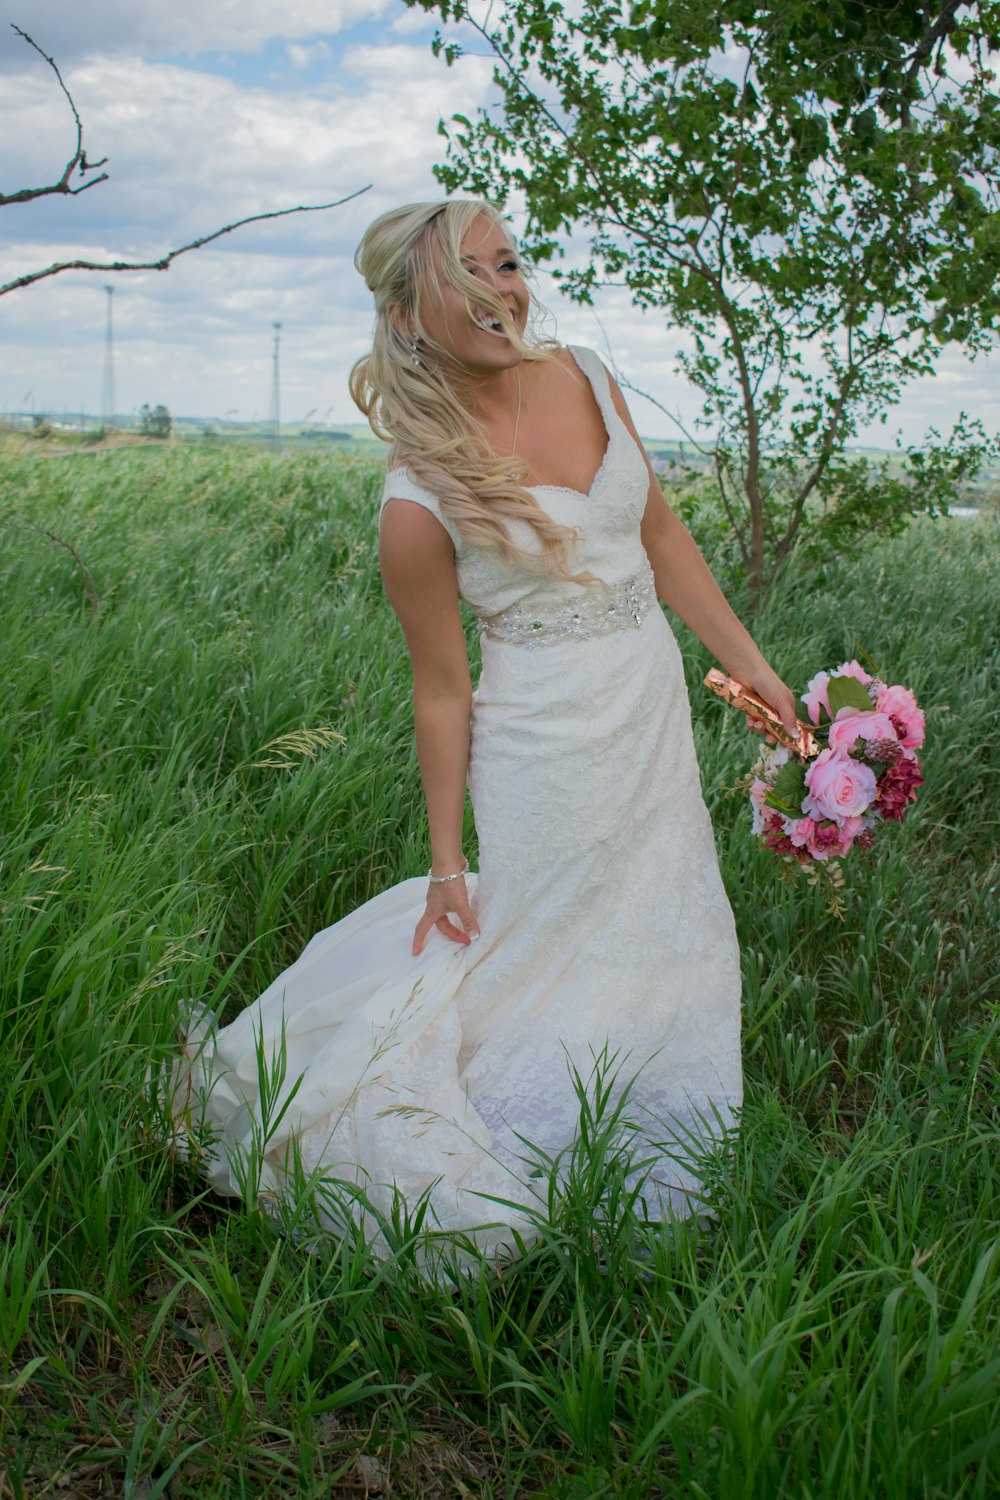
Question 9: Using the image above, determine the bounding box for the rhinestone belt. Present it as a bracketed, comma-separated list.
[475, 564, 658, 650]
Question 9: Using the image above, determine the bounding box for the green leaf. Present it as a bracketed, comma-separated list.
[766, 758, 807, 813]
[764, 791, 802, 816]
[827, 674, 872, 715]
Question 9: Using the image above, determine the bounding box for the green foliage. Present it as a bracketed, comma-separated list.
[411, 0, 1000, 594]
[139, 402, 172, 438]
[764, 756, 807, 815]
[0, 448, 998, 1493]
[827, 673, 873, 715]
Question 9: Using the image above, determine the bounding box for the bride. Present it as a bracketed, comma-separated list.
[175, 198, 798, 1260]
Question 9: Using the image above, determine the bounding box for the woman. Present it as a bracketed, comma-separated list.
[177, 199, 797, 1259]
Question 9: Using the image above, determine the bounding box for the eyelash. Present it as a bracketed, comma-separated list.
[464, 259, 521, 277]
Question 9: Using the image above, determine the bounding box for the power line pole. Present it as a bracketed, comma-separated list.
[101, 285, 116, 432]
[268, 321, 282, 452]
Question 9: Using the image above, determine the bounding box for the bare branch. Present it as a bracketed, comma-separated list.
[0, 188, 372, 297]
[2, 27, 368, 298]
[613, 374, 713, 459]
[1, 507, 100, 616]
[579, 301, 710, 457]
[1, 25, 109, 207]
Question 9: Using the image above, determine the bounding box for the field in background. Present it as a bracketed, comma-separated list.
[11, 417, 995, 497]
[0, 419, 385, 461]
[1, 446, 998, 1497]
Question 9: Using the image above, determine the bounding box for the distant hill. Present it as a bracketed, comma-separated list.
[8, 411, 987, 483]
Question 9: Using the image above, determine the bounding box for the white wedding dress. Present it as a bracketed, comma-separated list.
[175, 346, 742, 1258]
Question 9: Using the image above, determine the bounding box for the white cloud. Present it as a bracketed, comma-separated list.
[287, 40, 333, 69]
[2, 6, 994, 447]
[2, 1, 394, 65]
[3, 41, 493, 247]
[390, 7, 441, 34]
[0, 34, 497, 424]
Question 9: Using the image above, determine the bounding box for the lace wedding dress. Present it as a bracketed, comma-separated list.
[176, 346, 742, 1257]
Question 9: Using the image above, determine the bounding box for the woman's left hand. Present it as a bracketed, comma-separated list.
[734, 660, 799, 744]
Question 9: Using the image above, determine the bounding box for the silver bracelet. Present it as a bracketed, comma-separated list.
[427, 859, 469, 885]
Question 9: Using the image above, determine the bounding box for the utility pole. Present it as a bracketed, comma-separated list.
[269, 322, 282, 452]
[101, 285, 116, 432]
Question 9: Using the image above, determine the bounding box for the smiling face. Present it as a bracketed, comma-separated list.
[414, 213, 530, 380]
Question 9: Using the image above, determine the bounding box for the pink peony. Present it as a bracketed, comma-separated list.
[828, 709, 899, 754]
[802, 660, 873, 726]
[790, 814, 863, 860]
[802, 670, 832, 726]
[875, 684, 925, 750]
[835, 659, 874, 686]
[762, 811, 812, 861]
[803, 748, 878, 824]
[875, 752, 924, 821]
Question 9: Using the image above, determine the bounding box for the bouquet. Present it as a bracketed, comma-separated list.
[706, 662, 924, 868]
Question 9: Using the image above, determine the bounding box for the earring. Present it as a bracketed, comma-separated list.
[409, 335, 421, 369]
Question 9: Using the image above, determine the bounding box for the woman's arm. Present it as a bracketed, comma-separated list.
[379, 498, 480, 953]
[607, 376, 799, 735]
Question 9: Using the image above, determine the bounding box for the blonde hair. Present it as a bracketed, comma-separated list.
[350, 199, 589, 580]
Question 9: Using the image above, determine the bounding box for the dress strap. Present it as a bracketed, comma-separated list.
[565, 345, 619, 428]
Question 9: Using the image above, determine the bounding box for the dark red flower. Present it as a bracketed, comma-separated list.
[876, 754, 923, 821]
[761, 812, 811, 861]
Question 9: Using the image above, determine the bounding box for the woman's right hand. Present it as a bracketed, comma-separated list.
[412, 876, 480, 956]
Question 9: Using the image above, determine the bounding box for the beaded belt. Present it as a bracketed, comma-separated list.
[475, 564, 658, 650]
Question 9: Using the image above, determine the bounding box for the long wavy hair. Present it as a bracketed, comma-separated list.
[350, 199, 590, 581]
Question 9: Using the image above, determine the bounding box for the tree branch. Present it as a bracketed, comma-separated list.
[586, 309, 714, 457]
[772, 266, 887, 565]
[0, 188, 372, 297]
[460, 9, 640, 233]
[1, 507, 100, 616]
[1, 25, 109, 207]
[459, 7, 717, 293]
[713, 450, 751, 572]
[894, 0, 965, 126]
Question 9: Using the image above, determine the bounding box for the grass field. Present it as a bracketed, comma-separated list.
[1, 446, 998, 1498]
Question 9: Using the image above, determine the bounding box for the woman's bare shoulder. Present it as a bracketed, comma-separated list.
[524, 343, 588, 396]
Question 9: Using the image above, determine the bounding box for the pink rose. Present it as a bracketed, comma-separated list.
[828, 709, 898, 754]
[875, 684, 925, 750]
[802, 660, 873, 726]
[803, 748, 878, 824]
[790, 814, 863, 860]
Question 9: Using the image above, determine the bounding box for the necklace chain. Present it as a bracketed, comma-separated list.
[511, 367, 522, 457]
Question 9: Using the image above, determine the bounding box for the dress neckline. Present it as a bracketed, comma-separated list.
[527, 345, 616, 501]
[383, 345, 617, 501]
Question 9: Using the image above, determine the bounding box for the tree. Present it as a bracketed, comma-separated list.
[139, 403, 172, 438]
[1, 25, 370, 296]
[410, 0, 1000, 595]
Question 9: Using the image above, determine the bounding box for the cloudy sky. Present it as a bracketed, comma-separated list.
[1, 1, 994, 443]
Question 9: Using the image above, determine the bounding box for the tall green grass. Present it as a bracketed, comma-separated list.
[1, 446, 997, 1497]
